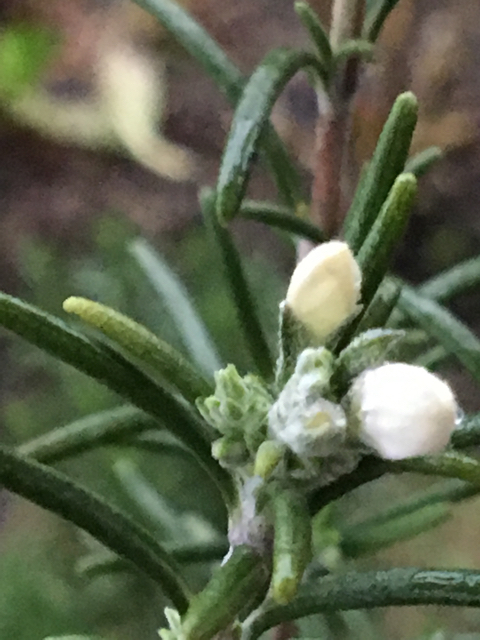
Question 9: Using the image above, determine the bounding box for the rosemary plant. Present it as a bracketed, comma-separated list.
[4, 1, 480, 639]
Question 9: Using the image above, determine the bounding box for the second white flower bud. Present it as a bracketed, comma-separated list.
[351, 362, 457, 460]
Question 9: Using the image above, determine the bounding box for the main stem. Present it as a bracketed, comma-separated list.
[309, 0, 365, 240]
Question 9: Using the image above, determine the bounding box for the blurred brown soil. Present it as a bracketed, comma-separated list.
[0, 0, 479, 286]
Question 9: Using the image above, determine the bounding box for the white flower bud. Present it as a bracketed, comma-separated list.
[286, 241, 361, 342]
[351, 363, 457, 460]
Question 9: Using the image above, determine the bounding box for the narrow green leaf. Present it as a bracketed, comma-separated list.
[78, 541, 228, 579]
[130, 238, 222, 376]
[405, 146, 442, 178]
[0, 444, 191, 612]
[344, 92, 418, 253]
[0, 293, 233, 501]
[132, 0, 242, 101]
[216, 48, 323, 224]
[131, 0, 303, 209]
[356, 173, 417, 305]
[342, 162, 369, 241]
[113, 458, 218, 541]
[332, 328, 406, 396]
[63, 296, 212, 402]
[239, 200, 325, 243]
[244, 567, 480, 639]
[182, 545, 269, 640]
[390, 451, 480, 485]
[414, 345, 448, 370]
[363, 0, 402, 42]
[354, 278, 401, 333]
[451, 412, 480, 449]
[398, 285, 480, 383]
[117, 431, 191, 458]
[271, 490, 312, 604]
[344, 478, 479, 538]
[294, 2, 333, 70]
[18, 405, 158, 463]
[340, 502, 450, 558]
[169, 541, 228, 564]
[333, 39, 375, 65]
[77, 551, 132, 579]
[201, 189, 274, 379]
[419, 256, 480, 302]
[44, 636, 102, 640]
[114, 457, 184, 534]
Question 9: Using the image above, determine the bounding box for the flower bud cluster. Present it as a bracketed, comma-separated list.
[278, 241, 457, 470]
[180, 240, 461, 640]
[267, 347, 361, 484]
[266, 241, 458, 478]
[197, 241, 459, 481]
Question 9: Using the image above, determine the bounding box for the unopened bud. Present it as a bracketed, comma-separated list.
[351, 363, 457, 460]
[286, 241, 361, 342]
[269, 348, 346, 458]
[211, 436, 249, 468]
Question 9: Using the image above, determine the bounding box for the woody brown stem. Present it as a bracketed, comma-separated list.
[309, 0, 365, 240]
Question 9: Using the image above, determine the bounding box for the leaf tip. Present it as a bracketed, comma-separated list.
[63, 296, 83, 314]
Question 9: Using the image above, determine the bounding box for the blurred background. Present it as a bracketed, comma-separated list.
[1, 0, 480, 638]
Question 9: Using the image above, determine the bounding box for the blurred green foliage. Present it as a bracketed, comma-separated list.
[0, 24, 57, 99]
[0, 211, 286, 639]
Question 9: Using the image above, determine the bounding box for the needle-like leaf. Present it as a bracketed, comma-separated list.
[63, 296, 212, 402]
[131, 0, 304, 208]
[216, 47, 323, 224]
[130, 239, 222, 376]
[0, 444, 191, 612]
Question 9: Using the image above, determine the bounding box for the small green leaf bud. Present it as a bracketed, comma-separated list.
[211, 437, 250, 469]
[196, 365, 272, 450]
[254, 440, 285, 479]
